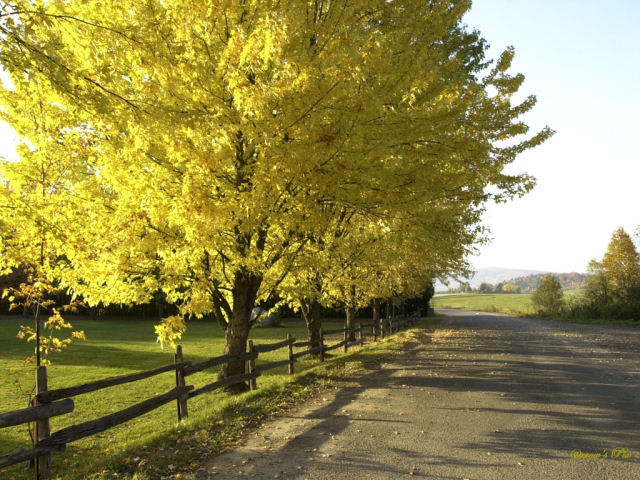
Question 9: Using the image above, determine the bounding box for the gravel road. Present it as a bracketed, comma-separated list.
[194, 310, 640, 480]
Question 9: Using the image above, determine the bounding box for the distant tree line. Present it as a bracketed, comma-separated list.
[533, 227, 640, 321]
[505, 272, 585, 293]
[448, 271, 585, 295]
[448, 281, 523, 294]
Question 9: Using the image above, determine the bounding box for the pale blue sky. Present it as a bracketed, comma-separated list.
[1, 3, 638, 273]
[463, 0, 640, 273]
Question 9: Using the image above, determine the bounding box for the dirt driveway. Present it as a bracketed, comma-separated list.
[194, 310, 640, 480]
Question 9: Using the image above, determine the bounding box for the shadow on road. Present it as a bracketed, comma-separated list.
[211, 313, 640, 478]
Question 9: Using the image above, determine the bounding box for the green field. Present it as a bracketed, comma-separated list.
[431, 293, 535, 316]
[0, 316, 417, 479]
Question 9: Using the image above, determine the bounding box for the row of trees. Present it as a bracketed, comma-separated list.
[574, 227, 640, 319]
[531, 227, 640, 320]
[450, 281, 521, 294]
[0, 1, 550, 380]
[449, 272, 587, 295]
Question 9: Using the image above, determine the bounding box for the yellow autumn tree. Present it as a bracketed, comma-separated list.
[278, 176, 485, 344]
[602, 227, 640, 301]
[0, 81, 89, 366]
[0, 1, 551, 386]
[318, 200, 477, 340]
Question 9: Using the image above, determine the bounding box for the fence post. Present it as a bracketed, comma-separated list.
[319, 328, 325, 362]
[287, 333, 294, 375]
[174, 345, 188, 421]
[358, 323, 363, 342]
[248, 340, 257, 390]
[34, 365, 51, 479]
[343, 327, 348, 352]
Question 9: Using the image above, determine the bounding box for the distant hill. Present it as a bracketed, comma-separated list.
[435, 267, 544, 291]
[435, 267, 585, 292]
[503, 272, 586, 293]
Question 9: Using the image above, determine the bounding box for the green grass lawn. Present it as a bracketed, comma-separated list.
[431, 293, 535, 316]
[431, 292, 638, 328]
[0, 315, 422, 479]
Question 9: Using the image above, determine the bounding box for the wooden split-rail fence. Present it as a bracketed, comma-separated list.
[0, 315, 418, 478]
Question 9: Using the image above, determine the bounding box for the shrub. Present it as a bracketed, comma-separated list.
[531, 274, 564, 314]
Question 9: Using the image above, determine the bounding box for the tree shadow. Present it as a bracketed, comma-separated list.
[214, 314, 640, 478]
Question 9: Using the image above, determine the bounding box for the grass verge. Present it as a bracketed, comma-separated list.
[431, 293, 535, 316]
[433, 294, 638, 328]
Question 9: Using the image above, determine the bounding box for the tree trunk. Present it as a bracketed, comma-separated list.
[35, 301, 41, 367]
[220, 269, 262, 393]
[372, 298, 381, 335]
[155, 291, 166, 319]
[301, 299, 322, 353]
[345, 305, 357, 341]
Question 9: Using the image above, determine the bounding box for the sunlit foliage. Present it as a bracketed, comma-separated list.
[0, 1, 551, 375]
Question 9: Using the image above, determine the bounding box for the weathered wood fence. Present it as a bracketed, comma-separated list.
[0, 314, 418, 478]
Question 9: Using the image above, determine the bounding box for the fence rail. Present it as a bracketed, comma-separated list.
[251, 337, 295, 353]
[40, 386, 193, 447]
[36, 363, 188, 403]
[183, 352, 257, 376]
[1, 313, 419, 478]
[0, 399, 74, 429]
[189, 373, 257, 399]
[256, 358, 293, 372]
[0, 445, 65, 470]
[325, 338, 348, 352]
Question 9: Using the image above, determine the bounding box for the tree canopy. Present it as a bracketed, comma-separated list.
[531, 274, 564, 314]
[583, 259, 608, 306]
[602, 227, 640, 301]
[0, 1, 551, 375]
